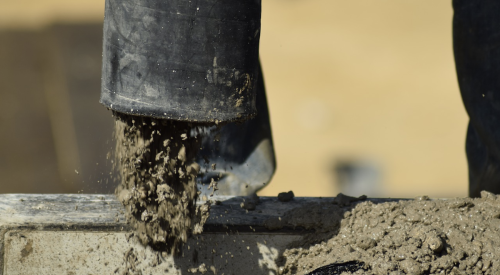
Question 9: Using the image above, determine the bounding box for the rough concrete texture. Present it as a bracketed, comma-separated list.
[113, 113, 210, 253]
[279, 191, 500, 275]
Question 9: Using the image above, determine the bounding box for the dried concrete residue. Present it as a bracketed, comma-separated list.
[113, 112, 210, 253]
[278, 191, 500, 275]
[188, 263, 217, 274]
[20, 239, 33, 260]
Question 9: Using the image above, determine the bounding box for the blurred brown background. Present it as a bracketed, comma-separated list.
[0, 0, 468, 198]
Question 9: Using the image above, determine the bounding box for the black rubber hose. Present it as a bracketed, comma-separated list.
[100, 0, 262, 123]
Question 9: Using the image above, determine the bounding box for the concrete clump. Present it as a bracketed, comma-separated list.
[278, 191, 500, 275]
[241, 193, 260, 211]
[278, 191, 295, 202]
[113, 112, 210, 253]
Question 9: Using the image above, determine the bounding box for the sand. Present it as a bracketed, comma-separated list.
[113, 112, 210, 254]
